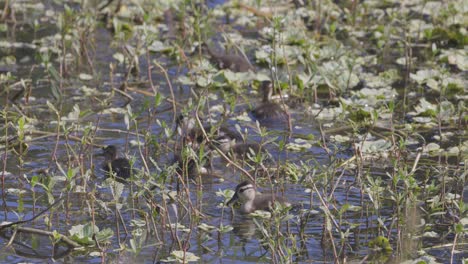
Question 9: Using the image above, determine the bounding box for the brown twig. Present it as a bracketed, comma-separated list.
[153, 60, 177, 128]
[0, 196, 64, 230]
[10, 226, 81, 248]
[237, 3, 272, 18]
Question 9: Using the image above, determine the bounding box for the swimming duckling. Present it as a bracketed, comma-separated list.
[251, 81, 289, 122]
[200, 43, 254, 72]
[173, 151, 208, 177]
[174, 114, 196, 142]
[175, 114, 242, 147]
[102, 145, 131, 182]
[226, 181, 291, 214]
[215, 136, 261, 159]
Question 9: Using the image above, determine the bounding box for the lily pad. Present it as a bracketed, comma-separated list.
[424, 143, 441, 153]
[286, 138, 313, 151]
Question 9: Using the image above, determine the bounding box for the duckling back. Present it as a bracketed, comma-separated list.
[103, 158, 131, 182]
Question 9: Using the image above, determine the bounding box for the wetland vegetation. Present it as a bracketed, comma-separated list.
[0, 0, 466, 263]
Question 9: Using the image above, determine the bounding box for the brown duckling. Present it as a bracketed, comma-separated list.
[200, 43, 254, 72]
[173, 151, 208, 177]
[102, 145, 131, 182]
[251, 81, 289, 122]
[227, 181, 291, 214]
[175, 114, 242, 148]
[215, 135, 261, 160]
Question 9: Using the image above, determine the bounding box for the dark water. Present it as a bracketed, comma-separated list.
[0, 1, 466, 263]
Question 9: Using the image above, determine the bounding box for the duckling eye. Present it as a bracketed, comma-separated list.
[239, 185, 253, 193]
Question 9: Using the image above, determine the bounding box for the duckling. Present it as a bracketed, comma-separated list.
[174, 114, 197, 142]
[173, 151, 208, 177]
[215, 136, 261, 159]
[200, 43, 254, 72]
[226, 181, 291, 214]
[175, 114, 242, 147]
[102, 145, 131, 182]
[251, 81, 289, 122]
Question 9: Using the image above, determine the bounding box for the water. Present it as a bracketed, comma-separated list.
[1, 0, 466, 263]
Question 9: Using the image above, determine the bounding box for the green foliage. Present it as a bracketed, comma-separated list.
[368, 236, 392, 252]
[69, 223, 99, 246]
[1, 0, 466, 263]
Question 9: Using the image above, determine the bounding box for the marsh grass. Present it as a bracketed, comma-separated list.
[0, 0, 466, 263]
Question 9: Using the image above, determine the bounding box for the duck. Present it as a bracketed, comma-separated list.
[214, 135, 261, 160]
[101, 145, 131, 182]
[173, 147, 209, 177]
[175, 114, 242, 148]
[251, 81, 289, 122]
[226, 181, 291, 214]
[200, 42, 254, 72]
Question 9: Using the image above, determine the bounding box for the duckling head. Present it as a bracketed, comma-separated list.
[175, 114, 196, 137]
[102, 145, 118, 161]
[227, 181, 256, 206]
[260, 81, 273, 103]
[214, 135, 236, 153]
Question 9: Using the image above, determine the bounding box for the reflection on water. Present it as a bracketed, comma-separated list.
[232, 215, 257, 242]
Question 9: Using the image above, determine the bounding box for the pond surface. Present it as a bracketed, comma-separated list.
[0, 0, 466, 263]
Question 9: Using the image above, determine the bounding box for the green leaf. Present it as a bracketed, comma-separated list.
[95, 228, 114, 243]
[69, 223, 99, 245]
[368, 236, 392, 252]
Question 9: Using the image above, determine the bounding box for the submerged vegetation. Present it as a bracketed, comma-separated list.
[0, 0, 466, 263]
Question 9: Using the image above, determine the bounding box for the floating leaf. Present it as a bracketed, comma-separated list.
[62, 104, 80, 121]
[359, 139, 392, 154]
[219, 224, 233, 233]
[113, 52, 125, 64]
[196, 75, 211, 87]
[162, 251, 200, 263]
[412, 98, 437, 116]
[286, 139, 313, 151]
[69, 223, 99, 245]
[148, 40, 172, 53]
[95, 228, 114, 243]
[422, 231, 439, 238]
[79, 73, 93, 81]
[250, 210, 272, 219]
[198, 223, 216, 232]
[178, 75, 194, 85]
[424, 143, 440, 153]
[331, 135, 351, 143]
[410, 69, 440, 85]
[444, 49, 468, 71]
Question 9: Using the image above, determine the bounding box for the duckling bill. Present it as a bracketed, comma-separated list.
[102, 145, 131, 182]
[227, 181, 290, 214]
